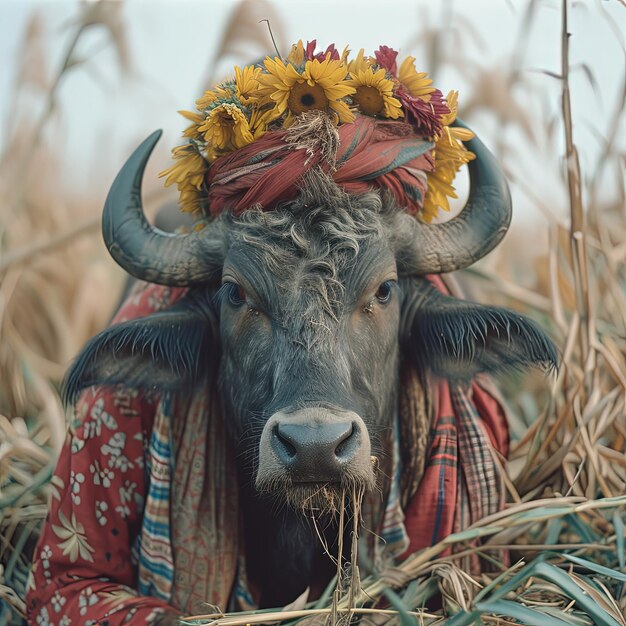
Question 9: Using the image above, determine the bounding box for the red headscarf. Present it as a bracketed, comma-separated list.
[206, 116, 434, 217]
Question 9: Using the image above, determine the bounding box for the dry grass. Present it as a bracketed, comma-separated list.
[1, 1, 625, 624]
[0, 5, 129, 622]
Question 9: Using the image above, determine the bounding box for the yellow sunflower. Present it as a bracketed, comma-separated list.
[179, 110, 204, 141]
[346, 48, 368, 75]
[159, 144, 207, 190]
[398, 56, 435, 100]
[197, 103, 254, 152]
[235, 64, 262, 106]
[195, 85, 230, 111]
[440, 90, 472, 132]
[423, 91, 475, 223]
[347, 51, 402, 118]
[255, 56, 355, 126]
[177, 184, 204, 214]
[159, 144, 208, 214]
[287, 40, 350, 65]
[287, 40, 305, 65]
[248, 106, 270, 140]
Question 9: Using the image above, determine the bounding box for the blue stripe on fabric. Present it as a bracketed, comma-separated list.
[138, 560, 176, 579]
[140, 519, 171, 534]
[431, 461, 446, 545]
[138, 393, 174, 602]
[336, 128, 365, 165]
[383, 528, 407, 544]
[150, 438, 170, 456]
[142, 483, 170, 498]
[380, 410, 410, 555]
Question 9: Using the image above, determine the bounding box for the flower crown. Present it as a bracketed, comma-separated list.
[160, 41, 474, 223]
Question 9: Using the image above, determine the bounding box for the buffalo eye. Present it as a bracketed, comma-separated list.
[375, 280, 395, 304]
[225, 282, 246, 307]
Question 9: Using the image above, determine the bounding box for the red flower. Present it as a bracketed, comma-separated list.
[306, 40, 340, 62]
[374, 45, 399, 75]
[397, 87, 450, 138]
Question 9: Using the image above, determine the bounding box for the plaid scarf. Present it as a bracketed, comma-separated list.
[133, 280, 508, 613]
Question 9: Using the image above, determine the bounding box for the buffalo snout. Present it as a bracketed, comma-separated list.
[256, 408, 374, 510]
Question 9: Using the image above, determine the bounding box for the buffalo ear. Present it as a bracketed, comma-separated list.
[62, 294, 217, 404]
[402, 279, 558, 380]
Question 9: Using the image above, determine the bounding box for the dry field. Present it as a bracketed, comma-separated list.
[1, 1, 624, 624]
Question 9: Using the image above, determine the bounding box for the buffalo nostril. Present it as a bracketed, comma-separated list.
[273, 424, 297, 460]
[335, 422, 360, 463]
[334, 423, 355, 459]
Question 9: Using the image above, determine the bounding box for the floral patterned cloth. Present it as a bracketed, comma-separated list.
[26, 285, 186, 625]
[26, 386, 177, 625]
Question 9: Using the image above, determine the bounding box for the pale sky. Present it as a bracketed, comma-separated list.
[1, 0, 624, 233]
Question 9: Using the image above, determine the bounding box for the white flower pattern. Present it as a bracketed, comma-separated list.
[51, 590, 67, 613]
[116, 480, 138, 519]
[89, 459, 114, 487]
[71, 436, 85, 454]
[102, 432, 132, 472]
[95, 500, 109, 526]
[70, 471, 85, 505]
[51, 510, 95, 563]
[40, 544, 52, 580]
[78, 587, 99, 616]
[36, 607, 52, 625]
[83, 398, 118, 439]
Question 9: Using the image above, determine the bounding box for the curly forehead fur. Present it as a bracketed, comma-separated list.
[230, 172, 402, 258]
[223, 171, 404, 322]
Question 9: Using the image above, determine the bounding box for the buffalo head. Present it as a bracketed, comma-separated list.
[64, 126, 557, 512]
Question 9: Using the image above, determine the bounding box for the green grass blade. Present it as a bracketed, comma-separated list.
[545, 517, 565, 545]
[473, 560, 525, 603]
[474, 599, 577, 625]
[530, 562, 621, 626]
[541, 607, 593, 626]
[564, 514, 601, 543]
[613, 511, 625, 570]
[481, 560, 621, 626]
[441, 610, 480, 625]
[402, 576, 440, 609]
[553, 553, 626, 581]
[382, 587, 419, 626]
[443, 526, 504, 543]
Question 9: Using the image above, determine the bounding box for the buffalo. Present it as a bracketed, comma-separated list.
[28, 121, 556, 623]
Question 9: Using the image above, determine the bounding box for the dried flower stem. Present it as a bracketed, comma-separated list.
[183, 607, 437, 625]
[561, 0, 593, 368]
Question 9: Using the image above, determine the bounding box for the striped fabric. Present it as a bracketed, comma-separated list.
[137, 395, 175, 600]
[133, 378, 507, 608]
[401, 379, 507, 565]
[380, 410, 411, 556]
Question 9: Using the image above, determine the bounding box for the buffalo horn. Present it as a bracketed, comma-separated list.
[407, 119, 512, 274]
[102, 130, 221, 286]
